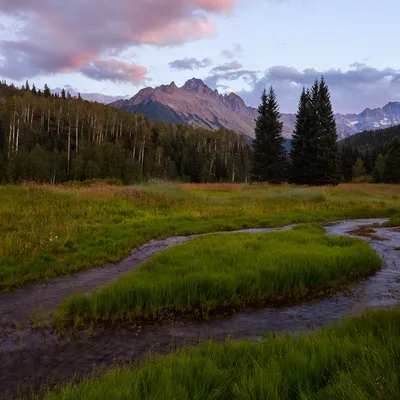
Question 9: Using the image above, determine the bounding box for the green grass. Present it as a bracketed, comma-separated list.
[40, 306, 400, 400]
[385, 213, 400, 227]
[55, 225, 382, 327]
[1, 182, 399, 290]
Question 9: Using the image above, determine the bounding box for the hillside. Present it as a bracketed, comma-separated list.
[0, 81, 251, 184]
[340, 124, 400, 148]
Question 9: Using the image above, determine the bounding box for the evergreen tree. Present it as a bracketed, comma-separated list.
[61, 89, 66, 100]
[252, 87, 287, 183]
[383, 137, 400, 183]
[31, 84, 37, 95]
[313, 76, 340, 185]
[25, 81, 30, 91]
[290, 87, 311, 184]
[44, 84, 51, 98]
[292, 77, 339, 186]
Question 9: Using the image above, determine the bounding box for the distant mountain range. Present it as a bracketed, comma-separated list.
[111, 78, 400, 140]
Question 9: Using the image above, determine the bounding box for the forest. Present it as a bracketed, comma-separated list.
[340, 125, 400, 183]
[0, 80, 399, 185]
[0, 81, 251, 184]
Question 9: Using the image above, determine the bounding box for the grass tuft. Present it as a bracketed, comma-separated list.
[54, 225, 382, 327]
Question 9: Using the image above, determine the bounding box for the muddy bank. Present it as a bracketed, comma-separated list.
[1, 218, 400, 398]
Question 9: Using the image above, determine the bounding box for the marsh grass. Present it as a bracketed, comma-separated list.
[54, 225, 382, 327]
[41, 306, 400, 400]
[1, 182, 399, 290]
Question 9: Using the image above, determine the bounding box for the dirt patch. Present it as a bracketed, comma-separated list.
[348, 226, 386, 241]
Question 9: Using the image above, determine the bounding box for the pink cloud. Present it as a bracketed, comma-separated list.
[81, 60, 148, 84]
[0, 0, 238, 81]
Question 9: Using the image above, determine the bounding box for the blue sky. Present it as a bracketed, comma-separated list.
[1, 0, 400, 113]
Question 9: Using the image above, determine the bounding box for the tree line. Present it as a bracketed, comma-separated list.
[339, 125, 400, 183]
[251, 77, 400, 185]
[1, 79, 398, 186]
[0, 81, 251, 184]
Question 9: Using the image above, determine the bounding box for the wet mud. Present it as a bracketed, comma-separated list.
[1, 218, 399, 398]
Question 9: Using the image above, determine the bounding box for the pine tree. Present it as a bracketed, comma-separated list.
[44, 84, 51, 98]
[252, 87, 287, 183]
[61, 89, 66, 100]
[31, 84, 37, 95]
[383, 137, 400, 183]
[25, 81, 30, 91]
[290, 87, 311, 184]
[294, 77, 339, 186]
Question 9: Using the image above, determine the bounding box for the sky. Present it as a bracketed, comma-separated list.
[1, 0, 400, 114]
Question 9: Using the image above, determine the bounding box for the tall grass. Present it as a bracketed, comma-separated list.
[55, 225, 382, 326]
[42, 306, 400, 400]
[1, 182, 399, 290]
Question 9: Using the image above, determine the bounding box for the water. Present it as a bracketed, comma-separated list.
[1, 218, 399, 398]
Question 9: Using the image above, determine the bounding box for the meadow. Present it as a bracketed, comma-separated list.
[1, 182, 400, 290]
[41, 305, 400, 400]
[56, 225, 381, 326]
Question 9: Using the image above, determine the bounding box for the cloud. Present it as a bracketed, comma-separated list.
[236, 63, 400, 113]
[221, 42, 243, 59]
[204, 69, 259, 89]
[80, 60, 148, 84]
[0, 0, 237, 80]
[211, 60, 242, 73]
[169, 57, 212, 71]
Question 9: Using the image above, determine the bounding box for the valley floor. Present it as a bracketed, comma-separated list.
[0, 182, 399, 399]
[1, 182, 399, 290]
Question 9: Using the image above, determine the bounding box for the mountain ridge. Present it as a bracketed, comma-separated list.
[110, 78, 400, 140]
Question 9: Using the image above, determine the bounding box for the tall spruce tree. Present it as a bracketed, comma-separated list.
[314, 76, 340, 185]
[291, 77, 339, 186]
[290, 87, 311, 184]
[252, 87, 287, 183]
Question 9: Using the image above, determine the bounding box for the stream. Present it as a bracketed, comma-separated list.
[0, 218, 399, 398]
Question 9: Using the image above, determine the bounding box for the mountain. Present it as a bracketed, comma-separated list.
[336, 102, 400, 139]
[110, 78, 296, 139]
[110, 79, 400, 140]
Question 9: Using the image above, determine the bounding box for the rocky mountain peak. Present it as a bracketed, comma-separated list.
[159, 81, 178, 94]
[225, 92, 246, 112]
[182, 78, 214, 95]
[382, 101, 400, 115]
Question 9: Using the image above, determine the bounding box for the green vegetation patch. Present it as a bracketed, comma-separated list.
[1, 183, 398, 290]
[43, 306, 400, 400]
[56, 225, 381, 326]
